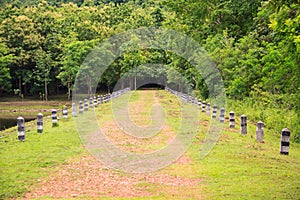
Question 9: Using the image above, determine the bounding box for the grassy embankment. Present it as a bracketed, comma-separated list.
[0, 90, 299, 199]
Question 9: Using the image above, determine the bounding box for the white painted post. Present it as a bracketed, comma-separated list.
[219, 108, 225, 123]
[52, 109, 58, 127]
[37, 113, 43, 133]
[256, 121, 264, 142]
[84, 99, 88, 111]
[240, 115, 247, 135]
[229, 111, 235, 128]
[97, 95, 101, 105]
[206, 103, 210, 116]
[17, 116, 25, 141]
[212, 105, 217, 119]
[197, 99, 201, 110]
[94, 96, 97, 107]
[202, 101, 206, 113]
[79, 101, 83, 114]
[62, 106, 68, 120]
[280, 128, 290, 155]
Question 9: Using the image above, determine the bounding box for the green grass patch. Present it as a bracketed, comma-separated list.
[0, 116, 85, 199]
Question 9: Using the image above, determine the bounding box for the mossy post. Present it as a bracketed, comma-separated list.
[202, 101, 206, 113]
[280, 128, 290, 155]
[17, 116, 25, 141]
[229, 111, 235, 128]
[256, 121, 264, 142]
[84, 99, 88, 111]
[79, 101, 83, 114]
[52, 109, 58, 127]
[212, 105, 217, 119]
[37, 113, 43, 133]
[206, 103, 210, 116]
[219, 108, 225, 123]
[241, 115, 247, 135]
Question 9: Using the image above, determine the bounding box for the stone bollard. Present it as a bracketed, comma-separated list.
[256, 121, 264, 142]
[84, 99, 88, 111]
[79, 101, 83, 114]
[89, 97, 94, 108]
[240, 115, 247, 135]
[17, 116, 25, 141]
[202, 101, 206, 112]
[219, 108, 225, 123]
[212, 105, 217, 118]
[197, 100, 201, 110]
[94, 96, 97, 107]
[62, 106, 68, 120]
[37, 113, 43, 133]
[206, 103, 210, 116]
[229, 111, 235, 128]
[280, 128, 290, 155]
[72, 103, 76, 117]
[97, 95, 101, 105]
[52, 109, 58, 127]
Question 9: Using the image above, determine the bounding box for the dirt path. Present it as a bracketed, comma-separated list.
[24, 90, 202, 199]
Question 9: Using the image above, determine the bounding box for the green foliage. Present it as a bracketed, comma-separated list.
[0, 0, 298, 141]
[0, 41, 13, 94]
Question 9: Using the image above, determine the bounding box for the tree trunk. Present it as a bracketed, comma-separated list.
[134, 76, 137, 90]
[18, 76, 22, 97]
[45, 79, 48, 101]
[67, 81, 71, 100]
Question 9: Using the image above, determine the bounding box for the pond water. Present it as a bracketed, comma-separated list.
[0, 117, 36, 131]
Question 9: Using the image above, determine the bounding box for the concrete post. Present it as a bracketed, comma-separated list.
[62, 106, 68, 120]
[256, 121, 264, 142]
[84, 99, 88, 111]
[52, 109, 58, 127]
[240, 115, 247, 135]
[229, 111, 235, 128]
[219, 108, 225, 123]
[206, 103, 210, 116]
[17, 116, 25, 141]
[212, 105, 217, 119]
[79, 101, 83, 114]
[37, 113, 43, 133]
[94, 96, 97, 107]
[202, 101, 206, 113]
[280, 128, 290, 155]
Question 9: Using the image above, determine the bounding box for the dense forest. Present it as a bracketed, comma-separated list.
[0, 0, 299, 140]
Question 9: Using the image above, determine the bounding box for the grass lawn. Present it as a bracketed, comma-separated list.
[0, 90, 299, 199]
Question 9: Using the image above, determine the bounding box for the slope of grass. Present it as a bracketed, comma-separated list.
[0, 116, 85, 199]
[0, 90, 299, 199]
